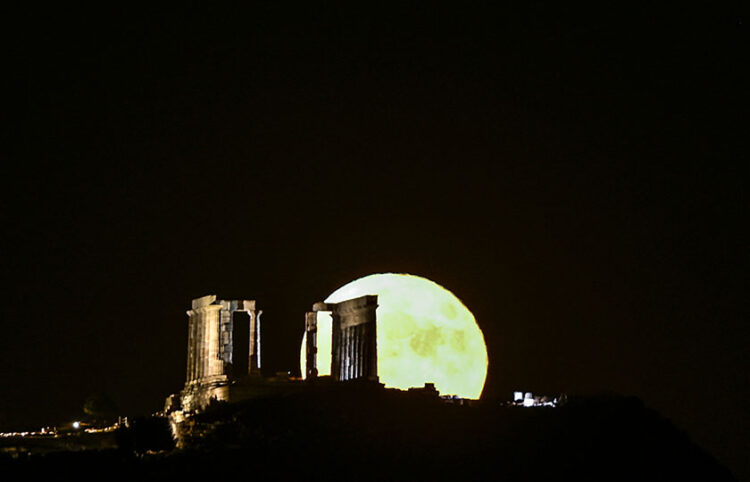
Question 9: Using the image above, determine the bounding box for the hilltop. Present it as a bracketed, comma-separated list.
[1, 385, 735, 480]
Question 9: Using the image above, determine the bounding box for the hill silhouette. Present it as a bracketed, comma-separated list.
[2, 386, 735, 480]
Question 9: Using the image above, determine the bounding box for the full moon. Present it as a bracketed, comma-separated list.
[300, 273, 488, 399]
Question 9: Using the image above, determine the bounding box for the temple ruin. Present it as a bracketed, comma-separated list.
[166, 293, 379, 418]
[166, 295, 262, 414]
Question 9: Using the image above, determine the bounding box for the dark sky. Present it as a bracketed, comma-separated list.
[11, 2, 748, 478]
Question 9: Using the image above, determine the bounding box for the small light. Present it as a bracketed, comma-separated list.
[73, 421, 80, 429]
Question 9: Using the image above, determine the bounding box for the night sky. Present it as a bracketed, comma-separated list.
[11, 3, 748, 478]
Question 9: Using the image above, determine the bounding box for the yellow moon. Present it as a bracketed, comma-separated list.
[300, 273, 488, 399]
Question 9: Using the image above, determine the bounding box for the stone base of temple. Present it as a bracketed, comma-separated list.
[164, 375, 385, 445]
[164, 374, 296, 427]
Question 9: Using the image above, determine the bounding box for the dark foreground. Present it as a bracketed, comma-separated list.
[0, 388, 736, 481]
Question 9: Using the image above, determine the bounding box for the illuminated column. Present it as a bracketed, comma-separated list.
[344, 328, 351, 379]
[348, 328, 355, 379]
[193, 311, 201, 381]
[346, 327, 354, 380]
[257, 310, 262, 371]
[351, 325, 358, 379]
[198, 310, 208, 380]
[193, 312, 204, 381]
[206, 307, 222, 378]
[186, 315, 194, 383]
[200, 311, 208, 380]
[203, 310, 211, 378]
[245, 301, 262, 375]
[346, 329, 352, 379]
[305, 312, 318, 379]
[248, 309, 256, 374]
[354, 325, 362, 379]
[218, 307, 231, 374]
[255, 310, 263, 373]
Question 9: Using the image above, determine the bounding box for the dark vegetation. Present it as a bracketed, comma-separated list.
[115, 416, 175, 454]
[0, 389, 735, 481]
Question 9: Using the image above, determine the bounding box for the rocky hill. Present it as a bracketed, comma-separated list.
[2, 386, 735, 481]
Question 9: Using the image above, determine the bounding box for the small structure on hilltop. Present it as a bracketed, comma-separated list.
[512, 391, 561, 407]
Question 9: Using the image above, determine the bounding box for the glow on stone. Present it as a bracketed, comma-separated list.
[301, 273, 488, 399]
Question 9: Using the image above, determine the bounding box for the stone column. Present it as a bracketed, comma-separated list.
[346, 328, 351, 379]
[246, 301, 262, 375]
[305, 312, 318, 379]
[193, 312, 202, 381]
[206, 307, 222, 378]
[331, 311, 342, 381]
[348, 328, 355, 379]
[365, 309, 377, 380]
[254, 310, 263, 373]
[186, 314, 194, 383]
[199, 311, 207, 380]
[191, 314, 199, 382]
[354, 324, 362, 379]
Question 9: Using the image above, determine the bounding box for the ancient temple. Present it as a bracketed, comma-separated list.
[167, 293, 379, 418]
[167, 295, 262, 414]
[185, 295, 262, 384]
